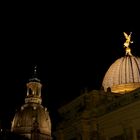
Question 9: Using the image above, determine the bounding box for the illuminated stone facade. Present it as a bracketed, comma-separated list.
[54, 33, 140, 139]
[54, 88, 140, 140]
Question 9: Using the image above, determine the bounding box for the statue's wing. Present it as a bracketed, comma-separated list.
[123, 32, 129, 39]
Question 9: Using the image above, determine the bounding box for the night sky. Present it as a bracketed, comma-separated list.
[0, 7, 140, 131]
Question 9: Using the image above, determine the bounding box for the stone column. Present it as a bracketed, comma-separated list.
[132, 127, 137, 140]
[105, 137, 109, 140]
[81, 128, 90, 140]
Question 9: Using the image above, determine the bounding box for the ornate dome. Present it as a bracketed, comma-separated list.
[11, 67, 52, 139]
[102, 55, 140, 93]
[11, 103, 51, 136]
[102, 32, 140, 94]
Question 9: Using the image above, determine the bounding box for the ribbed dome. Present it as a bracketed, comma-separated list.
[11, 103, 51, 138]
[102, 55, 140, 93]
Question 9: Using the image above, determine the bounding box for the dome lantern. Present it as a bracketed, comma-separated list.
[25, 66, 42, 104]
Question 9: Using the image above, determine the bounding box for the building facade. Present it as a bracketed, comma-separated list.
[54, 32, 140, 140]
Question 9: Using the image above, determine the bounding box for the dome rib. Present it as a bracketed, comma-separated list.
[133, 57, 140, 81]
[130, 56, 134, 82]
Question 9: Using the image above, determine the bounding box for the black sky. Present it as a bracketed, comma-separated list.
[0, 5, 140, 130]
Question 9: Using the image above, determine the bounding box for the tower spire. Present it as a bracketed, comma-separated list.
[29, 65, 40, 82]
[123, 32, 133, 55]
[34, 65, 37, 76]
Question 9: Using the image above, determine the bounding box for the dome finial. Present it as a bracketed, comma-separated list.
[34, 65, 37, 76]
[123, 32, 133, 55]
[29, 65, 40, 82]
[32, 65, 38, 79]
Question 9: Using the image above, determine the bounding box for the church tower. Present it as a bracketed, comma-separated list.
[11, 66, 52, 140]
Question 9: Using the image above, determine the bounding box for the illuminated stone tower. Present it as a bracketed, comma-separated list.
[11, 66, 52, 140]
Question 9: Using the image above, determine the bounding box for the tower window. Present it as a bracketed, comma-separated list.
[29, 88, 32, 95]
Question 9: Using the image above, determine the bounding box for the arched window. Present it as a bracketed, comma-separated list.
[29, 88, 32, 95]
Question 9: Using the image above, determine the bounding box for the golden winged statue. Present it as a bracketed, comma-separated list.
[123, 32, 133, 55]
